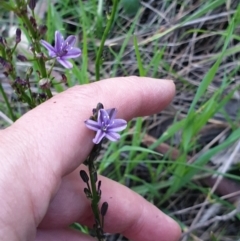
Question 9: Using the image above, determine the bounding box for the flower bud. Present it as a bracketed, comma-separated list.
[0, 57, 13, 73]
[36, 52, 44, 58]
[39, 25, 47, 36]
[84, 188, 92, 198]
[79, 170, 89, 183]
[39, 78, 51, 89]
[39, 93, 47, 99]
[61, 74, 67, 84]
[28, 0, 36, 10]
[30, 16, 37, 29]
[14, 76, 22, 84]
[17, 54, 28, 62]
[13, 77, 28, 93]
[16, 28, 21, 43]
[97, 180, 101, 192]
[101, 202, 108, 216]
[4, 62, 13, 72]
[14, 76, 27, 87]
[37, 93, 47, 103]
[97, 102, 104, 110]
[92, 103, 104, 119]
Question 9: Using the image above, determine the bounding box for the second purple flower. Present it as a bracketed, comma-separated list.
[40, 31, 81, 69]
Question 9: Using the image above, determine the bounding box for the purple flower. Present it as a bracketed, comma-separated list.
[85, 108, 127, 144]
[40, 31, 81, 69]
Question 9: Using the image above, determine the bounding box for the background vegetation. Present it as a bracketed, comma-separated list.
[0, 0, 240, 240]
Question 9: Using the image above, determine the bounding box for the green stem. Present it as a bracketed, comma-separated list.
[15, 0, 52, 98]
[47, 59, 56, 76]
[19, 13, 47, 76]
[22, 16, 52, 98]
[1, 2, 15, 11]
[26, 77, 36, 107]
[85, 142, 105, 241]
[45, 89, 53, 98]
[11, 43, 18, 55]
[95, 0, 119, 81]
[0, 83, 16, 121]
[89, 161, 101, 223]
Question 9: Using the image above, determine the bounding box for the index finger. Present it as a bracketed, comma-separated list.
[7, 76, 175, 176]
[0, 76, 176, 239]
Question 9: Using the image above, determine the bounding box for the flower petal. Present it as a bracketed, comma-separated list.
[57, 57, 73, 69]
[93, 130, 105, 144]
[40, 40, 56, 54]
[55, 31, 64, 52]
[64, 47, 81, 59]
[64, 35, 76, 47]
[105, 132, 120, 142]
[85, 119, 101, 131]
[109, 119, 127, 132]
[98, 109, 109, 125]
[106, 108, 117, 120]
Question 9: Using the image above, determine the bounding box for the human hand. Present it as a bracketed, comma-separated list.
[0, 76, 181, 241]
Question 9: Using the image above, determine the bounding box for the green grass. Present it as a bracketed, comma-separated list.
[1, 0, 240, 240]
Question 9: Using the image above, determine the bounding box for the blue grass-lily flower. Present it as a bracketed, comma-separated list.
[40, 31, 81, 69]
[85, 108, 127, 144]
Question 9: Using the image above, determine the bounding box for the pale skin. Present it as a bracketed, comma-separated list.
[0, 76, 181, 241]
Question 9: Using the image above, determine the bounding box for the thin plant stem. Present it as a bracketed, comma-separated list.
[0, 83, 16, 121]
[20, 14, 52, 98]
[11, 43, 18, 55]
[95, 0, 119, 81]
[85, 142, 105, 241]
[89, 160, 101, 223]
[15, 0, 52, 99]
[0, 2, 15, 11]
[86, 144, 102, 222]
[47, 59, 56, 77]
